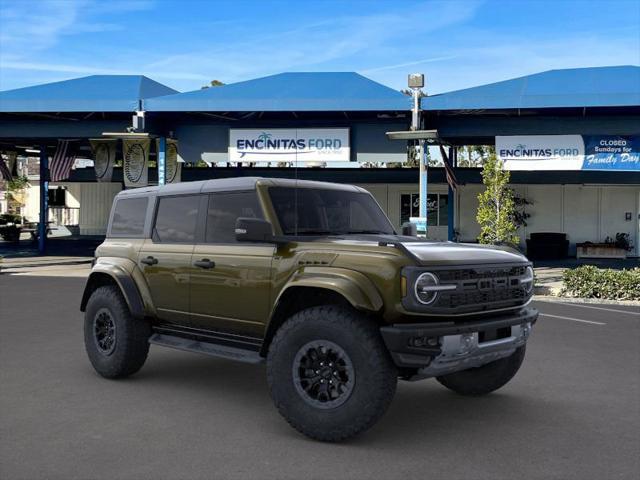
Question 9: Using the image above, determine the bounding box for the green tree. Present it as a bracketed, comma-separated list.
[476, 153, 518, 245]
[457, 145, 495, 167]
[201, 80, 225, 89]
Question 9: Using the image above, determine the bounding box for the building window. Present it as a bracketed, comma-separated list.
[48, 187, 66, 207]
[400, 193, 448, 227]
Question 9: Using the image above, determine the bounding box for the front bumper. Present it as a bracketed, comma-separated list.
[380, 307, 538, 380]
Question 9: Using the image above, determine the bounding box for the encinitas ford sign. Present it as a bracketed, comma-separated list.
[497, 135, 584, 170]
[229, 128, 350, 162]
[497, 135, 640, 171]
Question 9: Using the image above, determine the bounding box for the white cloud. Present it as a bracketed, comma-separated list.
[0, 60, 210, 81]
[139, 0, 484, 90]
[1, 0, 637, 95]
[0, 0, 152, 60]
[361, 55, 459, 74]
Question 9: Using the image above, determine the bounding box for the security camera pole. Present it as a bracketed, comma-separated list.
[408, 73, 427, 234]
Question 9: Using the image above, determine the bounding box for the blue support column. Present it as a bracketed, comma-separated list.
[157, 137, 166, 186]
[38, 146, 48, 254]
[447, 146, 456, 242]
[418, 140, 428, 236]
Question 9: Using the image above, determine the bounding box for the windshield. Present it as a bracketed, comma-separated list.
[269, 187, 395, 236]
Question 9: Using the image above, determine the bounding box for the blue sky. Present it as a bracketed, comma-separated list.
[0, 0, 638, 94]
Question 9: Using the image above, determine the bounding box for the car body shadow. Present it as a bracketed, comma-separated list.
[129, 349, 568, 446]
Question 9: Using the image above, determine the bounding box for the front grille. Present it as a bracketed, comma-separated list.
[440, 286, 527, 308]
[437, 265, 527, 282]
[433, 265, 530, 312]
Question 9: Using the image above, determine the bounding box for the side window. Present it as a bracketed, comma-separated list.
[206, 191, 263, 243]
[153, 195, 200, 243]
[110, 197, 148, 237]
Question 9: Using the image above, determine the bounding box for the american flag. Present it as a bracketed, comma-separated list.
[0, 156, 12, 181]
[439, 145, 458, 190]
[50, 140, 77, 182]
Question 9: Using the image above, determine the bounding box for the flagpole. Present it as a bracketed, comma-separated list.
[38, 145, 48, 255]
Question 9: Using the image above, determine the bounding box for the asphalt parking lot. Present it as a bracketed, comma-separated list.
[1, 274, 638, 480]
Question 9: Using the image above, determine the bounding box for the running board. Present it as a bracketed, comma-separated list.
[149, 333, 264, 364]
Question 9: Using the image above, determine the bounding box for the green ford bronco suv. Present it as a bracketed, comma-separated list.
[81, 177, 537, 441]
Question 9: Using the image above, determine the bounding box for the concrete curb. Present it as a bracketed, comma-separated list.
[533, 294, 640, 307]
[0, 259, 93, 272]
[534, 285, 561, 296]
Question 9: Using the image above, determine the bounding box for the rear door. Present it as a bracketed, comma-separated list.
[189, 190, 274, 336]
[138, 194, 201, 324]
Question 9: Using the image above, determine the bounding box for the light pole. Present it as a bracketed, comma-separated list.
[408, 73, 427, 234]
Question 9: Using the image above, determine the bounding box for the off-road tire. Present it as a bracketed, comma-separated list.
[84, 285, 151, 379]
[436, 345, 526, 396]
[267, 305, 397, 442]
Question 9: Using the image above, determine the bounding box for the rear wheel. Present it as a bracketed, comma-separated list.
[436, 346, 526, 396]
[84, 285, 151, 379]
[267, 305, 397, 442]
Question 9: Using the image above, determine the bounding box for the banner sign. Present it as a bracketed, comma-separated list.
[497, 135, 640, 171]
[122, 138, 149, 188]
[166, 139, 182, 183]
[155, 138, 181, 184]
[497, 135, 584, 170]
[90, 139, 116, 182]
[582, 136, 640, 171]
[229, 128, 350, 163]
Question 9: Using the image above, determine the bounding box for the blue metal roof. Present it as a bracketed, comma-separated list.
[145, 72, 410, 112]
[0, 75, 178, 113]
[422, 66, 640, 111]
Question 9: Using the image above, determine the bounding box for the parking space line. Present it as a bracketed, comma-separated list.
[536, 301, 639, 317]
[539, 313, 606, 326]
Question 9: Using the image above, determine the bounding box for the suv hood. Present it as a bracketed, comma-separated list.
[302, 234, 529, 266]
[400, 241, 528, 266]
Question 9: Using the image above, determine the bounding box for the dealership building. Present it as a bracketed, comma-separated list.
[0, 66, 638, 256]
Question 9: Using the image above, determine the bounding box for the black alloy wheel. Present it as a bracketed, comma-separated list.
[93, 307, 117, 355]
[293, 340, 355, 409]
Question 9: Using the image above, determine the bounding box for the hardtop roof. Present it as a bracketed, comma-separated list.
[115, 177, 363, 199]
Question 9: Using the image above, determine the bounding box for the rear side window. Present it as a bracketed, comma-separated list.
[110, 197, 148, 237]
[206, 191, 263, 243]
[153, 195, 200, 243]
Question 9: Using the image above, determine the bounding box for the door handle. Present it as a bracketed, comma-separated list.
[194, 258, 215, 269]
[140, 256, 158, 266]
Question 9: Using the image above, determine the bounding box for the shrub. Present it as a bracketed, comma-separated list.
[561, 265, 640, 300]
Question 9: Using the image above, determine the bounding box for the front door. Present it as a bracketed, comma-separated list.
[189, 191, 274, 336]
[138, 194, 201, 324]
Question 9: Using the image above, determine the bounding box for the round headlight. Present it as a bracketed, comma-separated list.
[414, 272, 440, 305]
[522, 266, 534, 294]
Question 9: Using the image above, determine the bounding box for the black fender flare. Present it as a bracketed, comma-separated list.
[80, 267, 145, 319]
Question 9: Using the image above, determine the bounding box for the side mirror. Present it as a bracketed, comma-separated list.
[401, 222, 417, 236]
[235, 217, 274, 243]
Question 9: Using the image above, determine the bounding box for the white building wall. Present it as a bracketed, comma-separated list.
[18, 180, 639, 256]
[599, 187, 639, 254]
[562, 185, 599, 255]
[362, 182, 639, 256]
[78, 183, 121, 235]
[456, 184, 483, 242]
[22, 183, 41, 222]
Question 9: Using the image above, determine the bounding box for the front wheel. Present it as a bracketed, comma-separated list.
[436, 345, 526, 396]
[267, 305, 397, 442]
